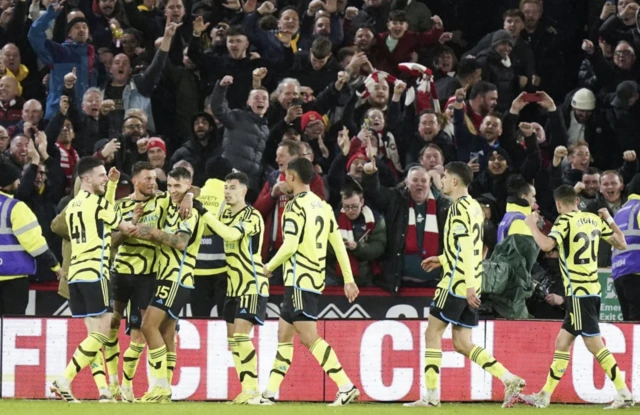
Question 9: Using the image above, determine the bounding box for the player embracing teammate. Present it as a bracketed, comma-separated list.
[51, 157, 634, 408]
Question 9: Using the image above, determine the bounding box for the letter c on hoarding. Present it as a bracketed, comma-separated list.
[360, 321, 413, 401]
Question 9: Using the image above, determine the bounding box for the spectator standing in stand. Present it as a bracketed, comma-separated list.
[0, 161, 62, 315]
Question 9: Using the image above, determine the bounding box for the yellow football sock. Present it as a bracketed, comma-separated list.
[90, 350, 108, 391]
[596, 348, 627, 391]
[63, 332, 109, 382]
[541, 350, 570, 395]
[122, 342, 144, 388]
[266, 342, 293, 394]
[234, 333, 258, 392]
[104, 328, 120, 384]
[310, 338, 351, 389]
[424, 348, 442, 390]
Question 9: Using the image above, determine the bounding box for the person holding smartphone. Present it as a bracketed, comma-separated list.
[326, 183, 387, 287]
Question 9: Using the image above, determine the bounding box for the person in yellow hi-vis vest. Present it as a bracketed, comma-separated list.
[192, 156, 233, 317]
[0, 162, 63, 315]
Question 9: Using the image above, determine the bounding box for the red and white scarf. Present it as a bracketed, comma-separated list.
[56, 143, 79, 194]
[404, 192, 439, 259]
[337, 205, 380, 277]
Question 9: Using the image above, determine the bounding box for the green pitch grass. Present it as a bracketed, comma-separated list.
[0, 400, 617, 415]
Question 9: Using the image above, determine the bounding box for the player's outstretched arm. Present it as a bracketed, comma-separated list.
[201, 211, 243, 241]
[525, 212, 556, 252]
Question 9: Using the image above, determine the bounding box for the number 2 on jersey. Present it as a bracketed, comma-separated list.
[69, 212, 87, 244]
[315, 216, 325, 249]
[573, 230, 600, 265]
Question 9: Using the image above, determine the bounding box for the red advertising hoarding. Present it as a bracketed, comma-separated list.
[2, 318, 638, 403]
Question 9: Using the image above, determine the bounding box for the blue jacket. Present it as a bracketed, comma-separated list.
[28, 6, 98, 119]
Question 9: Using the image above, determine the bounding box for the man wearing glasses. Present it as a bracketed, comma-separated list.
[327, 184, 386, 287]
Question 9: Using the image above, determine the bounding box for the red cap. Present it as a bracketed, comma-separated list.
[346, 152, 367, 172]
[300, 111, 325, 131]
[147, 137, 166, 154]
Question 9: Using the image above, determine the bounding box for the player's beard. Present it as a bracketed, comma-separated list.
[94, 182, 106, 196]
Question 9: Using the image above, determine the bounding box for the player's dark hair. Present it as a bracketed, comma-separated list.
[445, 161, 473, 186]
[287, 157, 314, 184]
[131, 161, 155, 178]
[469, 81, 498, 100]
[225, 172, 249, 186]
[76, 156, 105, 177]
[168, 166, 192, 181]
[553, 185, 578, 205]
[506, 174, 532, 199]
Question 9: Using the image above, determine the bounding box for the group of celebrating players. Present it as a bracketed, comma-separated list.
[48, 155, 635, 409]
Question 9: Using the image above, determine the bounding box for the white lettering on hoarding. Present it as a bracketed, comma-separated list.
[633, 326, 640, 401]
[258, 322, 278, 395]
[206, 321, 234, 399]
[172, 320, 200, 400]
[573, 323, 624, 403]
[471, 322, 492, 400]
[360, 321, 413, 401]
[45, 319, 67, 398]
[1, 319, 41, 397]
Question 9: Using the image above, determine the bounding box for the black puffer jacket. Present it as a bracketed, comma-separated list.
[169, 112, 223, 186]
[476, 48, 518, 113]
[361, 171, 451, 294]
[210, 82, 269, 192]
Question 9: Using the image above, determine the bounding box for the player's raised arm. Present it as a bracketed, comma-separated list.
[598, 208, 627, 251]
[106, 167, 120, 204]
[525, 212, 557, 252]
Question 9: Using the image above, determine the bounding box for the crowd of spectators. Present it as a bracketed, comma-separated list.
[0, 0, 638, 316]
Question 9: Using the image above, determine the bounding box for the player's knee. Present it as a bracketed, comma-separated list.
[451, 336, 470, 355]
[92, 314, 112, 337]
[131, 329, 145, 344]
[583, 337, 605, 355]
[298, 332, 319, 349]
[140, 318, 154, 336]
